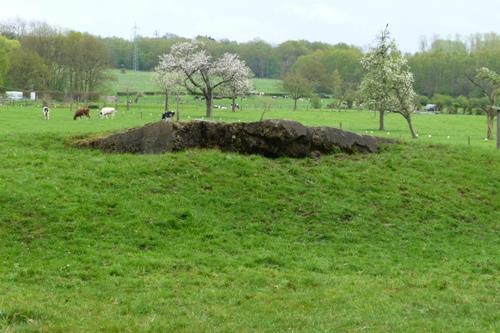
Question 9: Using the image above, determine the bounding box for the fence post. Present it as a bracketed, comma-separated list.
[126, 90, 130, 111]
[496, 107, 500, 150]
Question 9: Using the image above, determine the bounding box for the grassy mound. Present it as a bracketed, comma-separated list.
[0, 106, 498, 331]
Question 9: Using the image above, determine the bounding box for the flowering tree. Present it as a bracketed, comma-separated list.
[219, 68, 253, 112]
[157, 41, 253, 117]
[153, 69, 183, 112]
[467, 67, 500, 139]
[360, 27, 418, 138]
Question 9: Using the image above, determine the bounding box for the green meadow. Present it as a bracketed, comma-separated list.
[107, 69, 285, 95]
[0, 103, 499, 332]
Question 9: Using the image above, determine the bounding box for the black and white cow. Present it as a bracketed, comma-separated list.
[161, 111, 176, 121]
[42, 106, 50, 120]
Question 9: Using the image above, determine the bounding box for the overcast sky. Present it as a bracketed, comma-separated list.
[1, 0, 498, 52]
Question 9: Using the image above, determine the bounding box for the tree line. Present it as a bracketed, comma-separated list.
[102, 35, 334, 79]
[1, 18, 500, 105]
[0, 20, 109, 100]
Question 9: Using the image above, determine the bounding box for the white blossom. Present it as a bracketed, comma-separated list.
[156, 41, 253, 117]
[469, 67, 500, 139]
[360, 27, 418, 138]
[153, 69, 184, 94]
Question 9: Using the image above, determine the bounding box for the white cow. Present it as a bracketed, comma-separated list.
[99, 107, 117, 119]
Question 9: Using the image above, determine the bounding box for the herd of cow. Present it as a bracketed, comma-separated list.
[42, 106, 117, 120]
[42, 106, 179, 123]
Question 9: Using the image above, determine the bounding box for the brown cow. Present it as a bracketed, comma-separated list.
[74, 108, 90, 120]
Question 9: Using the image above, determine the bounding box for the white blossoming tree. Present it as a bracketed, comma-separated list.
[153, 70, 184, 113]
[467, 67, 500, 140]
[219, 68, 253, 112]
[157, 41, 253, 117]
[360, 27, 418, 138]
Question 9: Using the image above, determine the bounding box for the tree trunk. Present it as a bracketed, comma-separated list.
[294, 98, 298, 111]
[205, 90, 213, 118]
[379, 110, 385, 131]
[176, 93, 180, 121]
[126, 90, 130, 111]
[232, 96, 237, 112]
[405, 115, 417, 139]
[164, 90, 169, 111]
[486, 111, 494, 140]
[497, 109, 500, 150]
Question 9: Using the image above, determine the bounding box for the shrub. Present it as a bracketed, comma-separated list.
[310, 94, 322, 109]
[418, 95, 430, 107]
[432, 94, 454, 113]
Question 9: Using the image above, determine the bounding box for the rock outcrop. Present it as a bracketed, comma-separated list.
[81, 120, 391, 157]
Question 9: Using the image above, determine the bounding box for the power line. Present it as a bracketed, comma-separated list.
[133, 24, 139, 72]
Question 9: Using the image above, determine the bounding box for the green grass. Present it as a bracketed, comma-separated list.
[107, 69, 285, 94]
[107, 69, 159, 93]
[251, 78, 285, 94]
[0, 104, 499, 332]
[33, 93, 498, 147]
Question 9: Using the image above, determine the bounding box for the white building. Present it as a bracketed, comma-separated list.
[6, 91, 23, 101]
[425, 104, 438, 112]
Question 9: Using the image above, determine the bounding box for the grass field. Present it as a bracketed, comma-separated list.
[0, 104, 499, 332]
[107, 70, 159, 93]
[107, 69, 285, 95]
[251, 78, 286, 94]
[15, 94, 497, 147]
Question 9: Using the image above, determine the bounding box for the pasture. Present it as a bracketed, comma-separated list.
[4, 95, 496, 147]
[0, 103, 499, 332]
[107, 70, 159, 93]
[107, 69, 286, 95]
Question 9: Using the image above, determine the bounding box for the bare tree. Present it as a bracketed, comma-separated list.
[0, 17, 28, 39]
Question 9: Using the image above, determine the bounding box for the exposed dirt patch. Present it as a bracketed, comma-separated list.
[79, 120, 392, 158]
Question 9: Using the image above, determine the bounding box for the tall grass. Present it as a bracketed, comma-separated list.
[0, 105, 498, 332]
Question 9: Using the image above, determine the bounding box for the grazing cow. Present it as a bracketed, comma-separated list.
[99, 107, 116, 119]
[161, 111, 176, 121]
[42, 106, 50, 120]
[74, 108, 90, 120]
